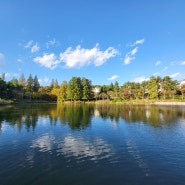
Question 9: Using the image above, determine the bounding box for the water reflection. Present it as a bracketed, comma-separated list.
[0, 103, 185, 132]
[58, 135, 113, 161]
[31, 133, 56, 153]
[1, 103, 185, 185]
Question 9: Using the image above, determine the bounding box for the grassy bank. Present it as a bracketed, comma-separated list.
[84, 99, 185, 105]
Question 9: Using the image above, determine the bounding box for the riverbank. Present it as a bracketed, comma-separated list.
[86, 99, 185, 105]
[1, 98, 185, 106]
[152, 101, 185, 105]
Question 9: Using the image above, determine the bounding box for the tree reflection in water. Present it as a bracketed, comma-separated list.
[0, 103, 185, 132]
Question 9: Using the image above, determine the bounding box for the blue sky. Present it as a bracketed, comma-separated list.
[0, 0, 185, 86]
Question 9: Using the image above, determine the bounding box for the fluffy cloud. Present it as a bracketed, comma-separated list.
[34, 53, 60, 69]
[107, 75, 119, 81]
[0, 53, 5, 67]
[180, 61, 185, 65]
[60, 44, 118, 68]
[124, 47, 138, 65]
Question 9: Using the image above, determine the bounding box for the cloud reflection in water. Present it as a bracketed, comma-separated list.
[30, 134, 115, 163]
[57, 136, 113, 162]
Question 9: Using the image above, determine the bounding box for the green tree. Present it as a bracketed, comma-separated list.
[57, 80, 67, 103]
[180, 84, 185, 99]
[66, 78, 74, 101]
[161, 76, 177, 99]
[147, 76, 158, 99]
[82, 77, 91, 101]
[1, 73, 5, 81]
[27, 74, 33, 92]
[33, 75, 40, 92]
[73, 77, 82, 100]
[67, 77, 82, 101]
[114, 81, 119, 98]
[0, 78, 7, 99]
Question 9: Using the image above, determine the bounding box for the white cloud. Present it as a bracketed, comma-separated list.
[155, 60, 161, 66]
[31, 43, 40, 53]
[124, 38, 144, 64]
[130, 47, 138, 55]
[0, 53, 5, 67]
[180, 61, 185, 65]
[107, 75, 119, 81]
[34, 53, 60, 69]
[60, 44, 118, 68]
[131, 38, 145, 46]
[25, 40, 33, 48]
[46, 38, 59, 48]
[170, 72, 180, 78]
[133, 76, 149, 83]
[25, 40, 39, 53]
[124, 56, 135, 65]
[124, 47, 138, 65]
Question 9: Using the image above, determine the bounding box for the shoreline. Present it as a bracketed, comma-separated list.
[1, 99, 185, 106]
[151, 101, 185, 105]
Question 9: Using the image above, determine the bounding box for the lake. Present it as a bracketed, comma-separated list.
[0, 103, 185, 185]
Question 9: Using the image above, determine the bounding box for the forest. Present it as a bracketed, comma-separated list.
[0, 73, 185, 103]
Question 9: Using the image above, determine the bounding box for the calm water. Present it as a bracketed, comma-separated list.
[0, 103, 185, 185]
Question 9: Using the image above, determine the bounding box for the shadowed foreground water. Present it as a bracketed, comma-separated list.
[0, 103, 185, 185]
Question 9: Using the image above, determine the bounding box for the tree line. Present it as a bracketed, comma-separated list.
[0, 73, 185, 102]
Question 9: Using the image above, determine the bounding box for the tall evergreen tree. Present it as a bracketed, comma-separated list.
[33, 75, 40, 92]
[1, 73, 5, 81]
[27, 74, 33, 92]
[73, 77, 82, 100]
[82, 77, 91, 101]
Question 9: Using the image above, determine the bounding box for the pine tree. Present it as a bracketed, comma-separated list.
[1, 73, 5, 81]
[33, 75, 40, 92]
[73, 77, 82, 101]
[82, 77, 91, 101]
[27, 74, 33, 92]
